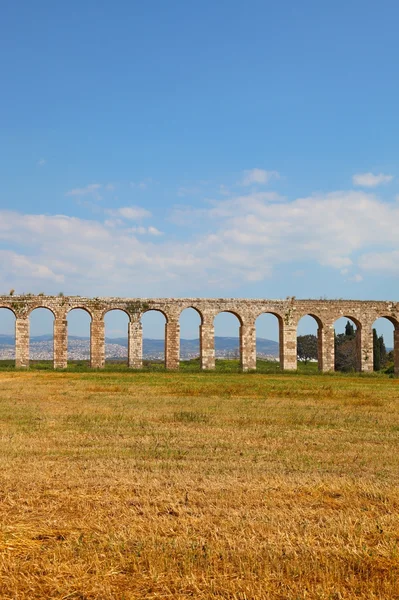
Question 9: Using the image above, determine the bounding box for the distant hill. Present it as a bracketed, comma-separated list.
[0, 334, 279, 358]
[0, 333, 392, 359]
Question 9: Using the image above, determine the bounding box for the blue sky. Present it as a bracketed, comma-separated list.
[1, 0, 399, 340]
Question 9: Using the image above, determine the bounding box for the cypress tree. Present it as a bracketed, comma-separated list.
[373, 328, 381, 371]
[379, 334, 387, 367]
[345, 320, 355, 337]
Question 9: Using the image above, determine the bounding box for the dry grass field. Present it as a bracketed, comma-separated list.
[0, 370, 398, 599]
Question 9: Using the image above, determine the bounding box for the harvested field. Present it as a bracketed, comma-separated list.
[0, 370, 398, 599]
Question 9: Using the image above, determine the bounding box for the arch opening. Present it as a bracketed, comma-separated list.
[371, 317, 396, 373]
[104, 309, 130, 367]
[255, 313, 280, 372]
[141, 310, 167, 369]
[67, 308, 92, 367]
[333, 316, 361, 372]
[0, 308, 16, 368]
[297, 314, 322, 372]
[179, 307, 202, 370]
[213, 311, 242, 371]
[29, 307, 55, 368]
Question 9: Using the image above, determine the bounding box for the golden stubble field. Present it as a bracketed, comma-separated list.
[0, 371, 398, 599]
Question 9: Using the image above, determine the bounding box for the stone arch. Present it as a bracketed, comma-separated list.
[371, 315, 399, 374]
[0, 305, 17, 317]
[333, 315, 362, 372]
[213, 310, 243, 367]
[141, 308, 169, 323]
[29, 307, 55, 366]
[67, 307, 93, 366]
[103, 308, 130, 366]
[296, 313, 324, 372]
[0, 306, 16, 366]
[254, 311, 282, 371]
[66, 305, 94, 320]
[214, 309, 244, 326]
[178, 305, 204, 325]
[27, 304, 57, 319]
[140, 309, 168, 368]
[102, 306, 132, 322]
[179, 307, 203, 367]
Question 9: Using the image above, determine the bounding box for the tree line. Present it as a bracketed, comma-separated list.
[297, 321, 393, 371]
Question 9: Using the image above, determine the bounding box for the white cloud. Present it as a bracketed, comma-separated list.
[128, 226, 162, 236]
[352, 172, 393, 187]
[0, 250, 64, 283]
[241, 168, 280, 186]
[107, 206, 151, 220]
[349, 274, 363, 283]
[147, 226, 162, 236]
[359, 250, 399, 274]
[1, 185, 399, 295]
[66, 183, 102, 199]
[37, 158, 46, 167]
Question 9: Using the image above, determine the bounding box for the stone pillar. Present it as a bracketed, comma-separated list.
[200, 322, 215, 370]
[54, 317, 68, 369]
[15, 317, 30, 368]
[90, 318, 105, 369]
[128, 320, 142, 369]
[394, 329, 399, 377]
[240, 324, 256, 371]
[360, 326, 373, 373]
[319, 322, 335, 372]
[165, 320, 180, 370]
[280, 323, 297, 371]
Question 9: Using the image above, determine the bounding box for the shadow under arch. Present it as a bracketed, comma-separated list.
[296, 313, 324, 371]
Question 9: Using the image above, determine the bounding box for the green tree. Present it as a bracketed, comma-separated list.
[345, 320, 355, 337]
[297, 334, 318, 363]
[373, 328, 380, 371]
[335, 337, 357, 371]
[335, 322, 357, 371]
[379, 334, 387, 368]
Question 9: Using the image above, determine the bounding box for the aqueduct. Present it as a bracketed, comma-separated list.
[1, 295, 398, 374]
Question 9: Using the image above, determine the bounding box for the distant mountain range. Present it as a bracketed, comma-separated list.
[0, 334, 279, 359]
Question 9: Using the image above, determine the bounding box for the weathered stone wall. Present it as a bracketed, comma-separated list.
[1, 295, 398, 374]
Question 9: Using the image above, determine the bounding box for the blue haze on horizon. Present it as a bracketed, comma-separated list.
[0, 0, 398, 341]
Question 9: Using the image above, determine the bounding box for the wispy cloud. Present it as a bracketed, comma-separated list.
[129, 226, 163, 236]
[36, 158, 46, 167]
[352, 172, 393, 187]
[107, 206, 152, 220]
[2, 184, 399, 295]
[241, 168, 280, 186]
[66, 183, 102, 199]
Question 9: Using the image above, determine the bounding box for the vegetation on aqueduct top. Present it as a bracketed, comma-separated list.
[0, 367, 398, 599]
